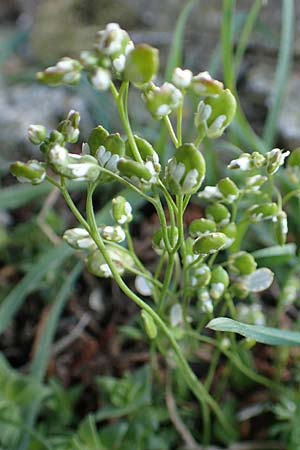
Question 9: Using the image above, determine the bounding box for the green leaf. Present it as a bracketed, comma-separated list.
[251, 243, 296, 267]
[207, 317, 300, 346]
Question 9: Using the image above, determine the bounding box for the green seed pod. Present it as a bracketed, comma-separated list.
[103, 134, 125, 157]
[191, 71, 224, 96]
[10, 160, 46, 185]
[221, 222, 237, 248]
[217, 177, 239, 203]
[125, 135, 161, 174]
[88, 125, 109, 156]
[195, 88, 236, 139]
[275, 211, 288, 246]
[28, 125, 47, 145]
[229, 251, 257, 276]
[87, 245, 134, 278]
[152, 226, 178, 254]
[205, 203, 230, 226]
[118, 158, 157, 189]
[189, 218, 216, 238]
[165, 143, 206, 195]
[48, 145, 100, 181]
[210, 266, 229, 300]
[143, 82, 182, 119]
[248, 203, 279, 222]
[141, 310, 157, 339]
[193, 232, 227, 256]
[37, 57, 82, 86]
[190, 263, 211, 288]
[111, 196, 132, 224]
[230, 280, 249, 299]
[124, 44, 159, 85]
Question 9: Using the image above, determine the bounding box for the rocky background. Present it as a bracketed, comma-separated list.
[0, 0, 300, 165]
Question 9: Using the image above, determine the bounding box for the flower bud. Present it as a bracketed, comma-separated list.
[37, 57, 82, 86]
[274, 210, 288, 246]
[95, 23, 130, 58]
[197, 288, 213, 313]
[111, 196, 132, 225]
[90, 67, 111, 91]
[191, 71, 224, 96]
[217, 177, 239, 203]
[141, 310, 157, 339]
[135, 275, 152, 296]
[88, 125, 110, 156]
[49, 130, 65, 145]
[229, 251, 257, 275]
[228, 152, 266, 171]
[124, 44, 159, 85]
[210, 266, 229, 300]
[205, 203, 230, 226]
[152, 226, 178, 254]
[189, 218, 216, 238]
[193, 232, 227, 256]
[10, 160, 46, 185]
[63, 228, 94, 250]
[266, 148, 290, 175]
[57, 110, 80, 143]
[190, 263, 211, 288]
[165, 143, 205, 195]
[172, 67, 193, 89]
[100, 225, 126, 243]
[236, 303, 265, 326]
[195, 89, 236, 139]
[248, 203, 278, 222]
[143, 82, 182, 119]
[230, 280, 249, 299]
[96, 134, 126, 180]
[28, 125, 47, 145]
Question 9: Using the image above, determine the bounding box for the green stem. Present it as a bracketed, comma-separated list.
[158, 253, 175, 314]
[85, 183, 233, 435]
[177, 96, 184, 146]
[110, 81, 143, 163]
[60, 177, 90, 231]
[164, 116, 179, 147]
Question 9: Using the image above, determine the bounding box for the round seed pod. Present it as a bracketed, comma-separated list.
[205, 203, 230, 226]
[189, 218, 216, 238]
[165, 143, 206, 195]
[193, 232, 227, 255]
[229, 251, 257, 276]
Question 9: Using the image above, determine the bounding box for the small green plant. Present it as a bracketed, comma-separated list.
[10, 21, 300, 447]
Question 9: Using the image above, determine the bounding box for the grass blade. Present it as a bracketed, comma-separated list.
[262, 0, 294, 148]
[207, 317, 300, 346]
[0, 244, 73, 334]
[164, 0, 198, 81]
[18, 262, 83, 450]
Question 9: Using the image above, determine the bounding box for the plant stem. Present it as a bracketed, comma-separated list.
[164, 116, 179, 147]
[85, 183, 234, 436]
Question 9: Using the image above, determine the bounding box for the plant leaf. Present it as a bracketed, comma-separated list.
[244, 267, 274, 292]
[207, 317, 300, 346]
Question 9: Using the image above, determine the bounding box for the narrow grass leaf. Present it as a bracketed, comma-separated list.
[263, 0, 294, 148]
[164, 0, 198, 81]
[207, 317, 300, 346]
[0, 244, 73, 334]
[18, 262, 83, 450]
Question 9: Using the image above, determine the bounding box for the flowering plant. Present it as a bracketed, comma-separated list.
[10, 22, 300, 445]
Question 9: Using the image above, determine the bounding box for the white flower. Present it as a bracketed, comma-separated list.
[49, 145, 68, 163]
[91, 68, 111, 90]
[228, 153, 252, 171]
[172, 67, 193, 89]
[113, 54, 126, 72]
